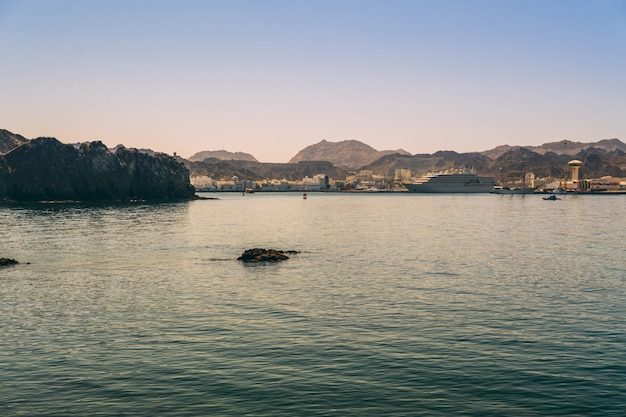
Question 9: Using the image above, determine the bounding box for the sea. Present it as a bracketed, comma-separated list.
[1, 192, 625, 416]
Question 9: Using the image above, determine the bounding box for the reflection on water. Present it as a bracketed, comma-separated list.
[1, 194, 625, 416]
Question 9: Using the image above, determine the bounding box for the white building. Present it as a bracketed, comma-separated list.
[190, 175, 216, 191]
[302, 174, 328, 191]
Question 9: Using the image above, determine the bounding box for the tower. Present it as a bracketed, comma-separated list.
[568, 160, 583, 182]
[525, 172, 535, 188]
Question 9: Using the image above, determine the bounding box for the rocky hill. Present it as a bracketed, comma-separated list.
[188, 150, 258, 162]
[0, 129, 29, 153]
[288, 139, 410, 169]
[0, 137, 195, 201]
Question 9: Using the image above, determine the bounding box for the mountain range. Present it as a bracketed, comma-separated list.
[2, 128, 625, 185]
[187, 137, 626, 183]
[481, 138, 626, 159]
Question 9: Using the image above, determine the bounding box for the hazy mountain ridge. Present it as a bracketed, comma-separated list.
[364, 141, 626, 183]
[0, 129, 29, 153]
[288, 139, 411, 169]
[362, 151, 494, 179]
[481, 138, 626, 159]
[188, 150, 258, 162]
[186, 159, 349, 182]
[491, 147, 625, 182]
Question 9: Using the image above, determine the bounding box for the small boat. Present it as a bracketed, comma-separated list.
[492, 186, 535, 194]
[543, 194, 560, 200]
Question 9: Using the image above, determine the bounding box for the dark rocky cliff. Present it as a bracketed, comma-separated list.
[0, 137, 195, 201]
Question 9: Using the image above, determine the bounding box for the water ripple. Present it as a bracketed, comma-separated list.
[1, 195, 625, 416]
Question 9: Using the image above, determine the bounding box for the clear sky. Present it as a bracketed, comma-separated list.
[1, 0, 625, 162]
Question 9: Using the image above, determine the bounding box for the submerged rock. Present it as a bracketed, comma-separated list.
[237, 248, 299, 263]
[0, 258, 18, 267]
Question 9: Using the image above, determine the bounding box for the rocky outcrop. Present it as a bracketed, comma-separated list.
[237, 248, 300, 262]
[0, 137, 195, 201]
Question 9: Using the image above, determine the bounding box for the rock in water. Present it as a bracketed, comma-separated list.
[237, 248, 298, 262]
[0, 258, 18, 266]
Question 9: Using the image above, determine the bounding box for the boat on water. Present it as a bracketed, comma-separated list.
[543, 194, 561, 200]
[492, 186, 535, 194]
[403, 170, 497, 193]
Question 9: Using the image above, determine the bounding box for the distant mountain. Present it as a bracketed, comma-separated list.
[0, 129, 29, 153]
[188, 150, 258, 162]
[363, 151, 493, 178]
[363, 143, 625, 185]
[482, 138, 626, 159]
[490, 147, 625, 182]
[480, 145, 521, 160]
[530, 138, 626, 155]
[490, 147, 568, 181]
[288, 139, 411, 169]
[186, 158, 349, 182]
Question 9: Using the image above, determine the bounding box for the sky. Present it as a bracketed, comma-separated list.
[1, 0, 625, 162]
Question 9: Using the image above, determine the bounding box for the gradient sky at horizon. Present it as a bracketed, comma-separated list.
[1, 0, 625, 162]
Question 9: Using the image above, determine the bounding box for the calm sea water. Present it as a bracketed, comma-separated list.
[1, 193, 625, 416]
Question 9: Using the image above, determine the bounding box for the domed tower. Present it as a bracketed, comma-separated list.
[568, 160, 583, 182]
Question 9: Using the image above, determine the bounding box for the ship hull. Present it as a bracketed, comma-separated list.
[403, 182, 495, 193]
[492, 187, 535, 194]
[403, 172, 497, 193]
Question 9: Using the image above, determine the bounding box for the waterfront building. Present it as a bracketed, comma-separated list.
[356, 170, 373, 182]
[395, 169, 412, 183]
[301, 174, 328, 191]
[301, 176, 320, 191]
[525, 172, 535, 188]
[580, 176, 624, 192]
[559, 160, 625, 192]
[190, 175, 217, 191]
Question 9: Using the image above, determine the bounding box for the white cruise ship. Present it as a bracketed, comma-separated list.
[403, 170, 497, 193]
